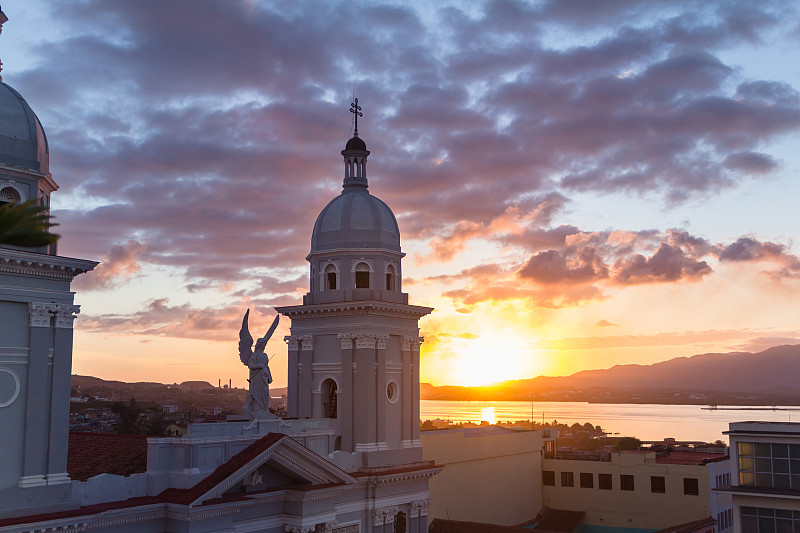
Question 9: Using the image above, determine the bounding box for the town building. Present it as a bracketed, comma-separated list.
[542, 449, 729, 531]
[719, 421, 800, 533]
[0, 12, 438, 525]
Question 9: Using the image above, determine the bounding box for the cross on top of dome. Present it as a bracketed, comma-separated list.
[350, 98, 363, 137]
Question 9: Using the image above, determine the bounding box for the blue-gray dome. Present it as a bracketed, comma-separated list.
[0, 82, 49, 173]
[311, 188, 400, 253]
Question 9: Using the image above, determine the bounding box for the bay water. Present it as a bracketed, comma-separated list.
[421, 400, 800, 443]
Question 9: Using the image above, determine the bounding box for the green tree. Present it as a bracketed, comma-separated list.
[614, 437, 642, 451]
[0, 200, 59, 247]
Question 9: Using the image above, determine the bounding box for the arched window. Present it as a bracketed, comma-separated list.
[355, 262, 370, 289]
[385, 264, 396, 291]
[394, 512, 406, 533]
[321, 378, 337, 419]
[0, 186, 21, 206]
[325, 264, 337, 290]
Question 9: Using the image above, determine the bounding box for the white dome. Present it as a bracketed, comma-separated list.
[310, 188, 400, 253]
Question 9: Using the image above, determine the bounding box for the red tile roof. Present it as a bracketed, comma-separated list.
[654, 516, 715, 533]
[68, 432, 148, 481]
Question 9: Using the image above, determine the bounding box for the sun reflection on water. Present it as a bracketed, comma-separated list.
[481, 406, 497, 425]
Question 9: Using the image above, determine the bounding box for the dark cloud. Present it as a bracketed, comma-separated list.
[613, 243, 712, 284]
[1, 0, 796, 309]
[718, 237, 784, 261]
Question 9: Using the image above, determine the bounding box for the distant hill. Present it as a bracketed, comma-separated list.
[422, 344, 800, 404]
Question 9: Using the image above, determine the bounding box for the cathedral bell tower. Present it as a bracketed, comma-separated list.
[276, 101, 432, 465]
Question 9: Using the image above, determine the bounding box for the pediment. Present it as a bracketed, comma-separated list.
[189, 434, 357, 506]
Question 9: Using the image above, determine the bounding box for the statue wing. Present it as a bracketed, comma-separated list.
[261, 314, 280, 343]
[238, 309, 254, 364]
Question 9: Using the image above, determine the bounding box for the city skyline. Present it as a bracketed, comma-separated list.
[4, 0, 800, 387]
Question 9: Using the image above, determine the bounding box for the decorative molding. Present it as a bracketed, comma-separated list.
[337, 333, 353, 349]
[18, 474, 46, 488]
[376, 334, 389, 350]
[46, 472, 71, 485]
[354, 333, 377, 349]
[29, 301, 54, 327]
[276, 302, 433, 321]
[285, 336, 299, 350]
[0, 367, 21, 408]
[411, 337, 423, 352]
[0, 248, 97, 280]
[54, 304, 81, 328]
[300, 335, 314, 351]
[410, 500, 429, 518]
[373, 506, 399, 526]
[401, 336, 414, 351]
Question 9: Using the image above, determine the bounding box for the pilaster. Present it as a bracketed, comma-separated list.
[401, 336, 414, 448]
[285, 336, 300, 418]
[376, 334, 389, 451]
[48, 304, 80, 483]
[411, 337, 422, 446]
[299, 335, 314, 418]
[337, 333, 354, 451]
[354, 333, 378, 452]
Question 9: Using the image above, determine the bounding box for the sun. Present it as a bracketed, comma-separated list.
[451, 329, 535, 386]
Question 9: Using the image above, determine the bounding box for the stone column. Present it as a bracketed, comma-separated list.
[337, 333, 354, 451]
[47, 304, 80, 485]
[285, 336, 300, 418]
[376, 334, 389, 450]
[20, 302, 54, 488]
[353, 333, 377, 451]
[401, 336, 413, 448]
[299, 335, 314, 418]
[410, 500, 428, 533]
[411, 337, 422, 446]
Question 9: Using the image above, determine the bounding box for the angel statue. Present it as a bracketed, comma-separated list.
[239, 309, 280, 429]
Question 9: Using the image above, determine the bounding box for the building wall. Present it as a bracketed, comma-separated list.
[542, 452, 712, 530]
[421, 428, 543, 526]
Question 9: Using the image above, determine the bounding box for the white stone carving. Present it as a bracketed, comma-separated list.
[410, 500, 429, 518]
[376, 334, 389, 350]
[300, 335, 314, 351]
[244, 469, 263, 486]
[54, 304, 80, 328]
[28, 302, 54, 327]
[373, 506, 399, 525]
[354, 333, 377, 349]
[285, 527, 315, 533]
[401, 336, 414, 351]
[285, 336, 300, 350]
[337, 333, 353, 349]
[0, 367, 20, 408]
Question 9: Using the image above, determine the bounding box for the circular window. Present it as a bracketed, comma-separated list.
[386, 381, 399, 403]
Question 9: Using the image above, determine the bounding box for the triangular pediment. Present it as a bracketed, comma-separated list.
[189, 433, 357, 506]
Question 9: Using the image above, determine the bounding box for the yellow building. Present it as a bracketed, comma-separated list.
[421, 427, 545, 526]
[543, 450, 726, 530]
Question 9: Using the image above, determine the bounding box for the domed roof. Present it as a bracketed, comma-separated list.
[0, 82, 49, 173]
[311, 188, 400, 253]
[345, 135, 367, 151]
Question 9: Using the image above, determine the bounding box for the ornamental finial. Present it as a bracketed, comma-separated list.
[350, 98, 363, 137]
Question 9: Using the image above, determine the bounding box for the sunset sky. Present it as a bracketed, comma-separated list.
[4, 0, 800, 388]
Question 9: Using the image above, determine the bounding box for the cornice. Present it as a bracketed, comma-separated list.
[306, 247, 406, 261]
[276, 301, 433, 320]
[0, 249, 97, 280]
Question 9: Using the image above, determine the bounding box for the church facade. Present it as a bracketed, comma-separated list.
[0, 11, 438, 526]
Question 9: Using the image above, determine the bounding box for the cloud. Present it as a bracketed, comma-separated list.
[718, 237, 784, 261]
[613, 243, 712, 284]
[72, 240, 147, 291]
[595, 320, 618, 327]
[519, 247, 609, 285]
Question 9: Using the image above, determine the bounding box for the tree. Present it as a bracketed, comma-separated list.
[615, 437, 642, 451]
[0, 200, 59, 247]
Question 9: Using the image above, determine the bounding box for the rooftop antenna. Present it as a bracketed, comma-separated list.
[350, 97, 362, 137]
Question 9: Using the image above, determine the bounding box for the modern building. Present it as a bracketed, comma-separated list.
[542, 449, 728, 531]
[421, 426, 547, 526]
[719, 421, 800, 533]
[0, 12, 439, 525]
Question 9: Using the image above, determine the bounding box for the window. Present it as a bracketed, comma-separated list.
[651, 476, 665, 493]
[394, 511, 406, 533]
[385, 264, 395, 290]
[741, 506, 800, 532]
[737, 440, 800, 489]
[325, 264, 337, 290]
[355, 262, 370, 288]
[0, 186, 21, 205]
[683, 477, 699, 495]
[598, 473, 612, 490]
[580, 472, 593, 488]
[543, 470, 555, 486]
[560, 472, 574, 487]
[620, 474, 634, 491]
